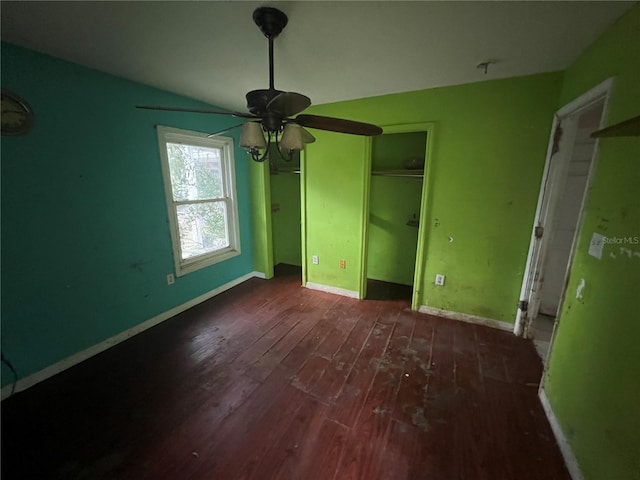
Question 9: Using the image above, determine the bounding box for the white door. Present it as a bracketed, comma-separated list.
[514, 79, 612, 338]
[515, 116, 579, 336]
[538, 124, 596, 316]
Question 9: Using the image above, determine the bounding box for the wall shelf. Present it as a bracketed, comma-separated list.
[372, 169, 424, 178]
[591, 114, 640, 138]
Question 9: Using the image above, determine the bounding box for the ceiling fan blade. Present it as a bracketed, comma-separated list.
[207, 122, 246, 138]
[301, 128, 316, 144]
[266, 92, 311, 117]
[294, 114, 382, 136]
[136, 105, 257, 119]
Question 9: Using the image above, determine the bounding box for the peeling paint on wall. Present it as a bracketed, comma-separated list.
[576, 278, 586, 299]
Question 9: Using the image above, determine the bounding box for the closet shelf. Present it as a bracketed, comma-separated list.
[372, 169, 424, 178]
[270, 167, 300, 175]
[590, 114, 640, 138]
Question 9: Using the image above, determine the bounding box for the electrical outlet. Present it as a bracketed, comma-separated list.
[435, 274, 445, 286]
[339, 259, 346, 269]
[167, 273, 175, 285]
[312, 255, 319, 265]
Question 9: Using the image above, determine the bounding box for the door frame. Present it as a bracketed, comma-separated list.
[359, 122, 435, 308]
[514, 77, 614, 337]
[300, 148, 308, 287]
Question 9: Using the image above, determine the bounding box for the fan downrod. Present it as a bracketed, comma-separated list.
[247, 7, 289, 116]
[253, 7, 288, 39]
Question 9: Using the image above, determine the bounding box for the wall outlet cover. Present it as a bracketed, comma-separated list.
[435, 274, 445, 286]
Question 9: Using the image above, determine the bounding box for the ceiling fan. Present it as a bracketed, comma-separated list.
[136, 6, 383, 162]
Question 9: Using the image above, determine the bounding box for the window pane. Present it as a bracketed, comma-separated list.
[176, 202, 229, 259]
[167, 143, 224, 201]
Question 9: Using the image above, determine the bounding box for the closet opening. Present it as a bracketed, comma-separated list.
[269, 146, 303, 281]
[365, 130, 428, 302]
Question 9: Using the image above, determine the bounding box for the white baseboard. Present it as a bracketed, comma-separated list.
[418, 305, 514, 332]
[252, 271, 267, 279]
[539, 387, 583, 480]
[305, 282, 360, 299]
[1, 271, 263, 401]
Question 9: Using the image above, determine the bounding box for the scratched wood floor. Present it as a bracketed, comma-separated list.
[1, 265, 569, 479]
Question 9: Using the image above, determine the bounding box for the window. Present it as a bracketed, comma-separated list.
[157, 126, 240, 275]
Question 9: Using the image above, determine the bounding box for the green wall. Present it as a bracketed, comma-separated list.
[367, 175, 422, 285]
[304, 131, 369, 293]
[304, 72, 563, 316]
[544, 5, 640, 480]
[1, 43, 255, 387]
[248, 160, 273, 278]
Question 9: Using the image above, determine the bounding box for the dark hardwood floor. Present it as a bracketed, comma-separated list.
[1, 265, 569, 479]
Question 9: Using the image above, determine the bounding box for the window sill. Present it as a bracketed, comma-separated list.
[176, 247, 241, 277]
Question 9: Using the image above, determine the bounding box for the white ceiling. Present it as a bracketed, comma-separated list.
[1, 1, 634, 112]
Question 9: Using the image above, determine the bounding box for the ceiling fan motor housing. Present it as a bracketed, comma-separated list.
[246, 88, 283, 116]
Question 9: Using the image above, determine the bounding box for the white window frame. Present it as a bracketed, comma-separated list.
[157, 125, 240, 276]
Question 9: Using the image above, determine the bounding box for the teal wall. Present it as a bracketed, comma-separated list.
[303, 72, 563, 316]
[544, 5, 640, 480]
[1, 43, 255, 387]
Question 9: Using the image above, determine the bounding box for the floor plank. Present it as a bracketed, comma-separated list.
[333, 309, 413, 480]
[1, 266, 570, 479]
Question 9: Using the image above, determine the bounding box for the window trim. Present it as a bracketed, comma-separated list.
[157, 125, 240, 276]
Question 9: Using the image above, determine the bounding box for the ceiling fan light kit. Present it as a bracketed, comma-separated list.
[280, 124, 305, 152]
[136, 6, 382, 163]
[240, 122, 267, 150]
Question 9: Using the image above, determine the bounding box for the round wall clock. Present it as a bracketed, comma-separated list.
[1, 89, 34, 135]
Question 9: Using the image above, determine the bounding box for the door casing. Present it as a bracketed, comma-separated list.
[360, 122, 435, 308]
